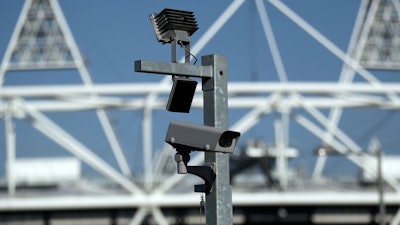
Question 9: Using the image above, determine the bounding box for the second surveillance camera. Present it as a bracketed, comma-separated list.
[165, 120, 240, 153]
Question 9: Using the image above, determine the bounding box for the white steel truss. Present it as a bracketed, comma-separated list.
[1, 0, 400, 224]
[0, 0, 132, 196]
[356, 0, 400, 70]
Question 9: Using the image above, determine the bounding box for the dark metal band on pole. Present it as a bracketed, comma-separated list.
[202, 54, 233, 225]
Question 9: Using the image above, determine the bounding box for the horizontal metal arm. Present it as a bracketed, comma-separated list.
[134, 60, 212, 78]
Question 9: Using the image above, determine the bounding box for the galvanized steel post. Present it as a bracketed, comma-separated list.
[135, 54, 233, 224]
[202, 54, 232, 225]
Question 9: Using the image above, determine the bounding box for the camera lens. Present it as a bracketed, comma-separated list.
[219, 132, 233, 147]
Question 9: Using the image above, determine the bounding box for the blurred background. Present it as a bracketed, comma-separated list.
[1, 0, 400, 224]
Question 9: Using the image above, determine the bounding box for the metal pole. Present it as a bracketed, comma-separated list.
[202, 54, 232, 225]
[5, 103, 16, 196]
[377, 149, 386, 225]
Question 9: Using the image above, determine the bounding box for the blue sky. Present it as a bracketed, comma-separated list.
[0, 1, 399, 179]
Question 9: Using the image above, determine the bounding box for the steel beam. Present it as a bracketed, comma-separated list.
[0, 192, 399, 211]
[5, 103, 16, 196]
[21, 101, 143, 195]
[2, 83, 400, 98]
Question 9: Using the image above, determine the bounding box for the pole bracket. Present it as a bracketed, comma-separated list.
[187, 163, 216, 194]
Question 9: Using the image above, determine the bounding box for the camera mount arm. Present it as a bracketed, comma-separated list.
[174, 150, 216, 194]
[134, 60, 212, 78]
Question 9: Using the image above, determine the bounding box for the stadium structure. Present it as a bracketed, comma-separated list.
[1, 0, 400, 224]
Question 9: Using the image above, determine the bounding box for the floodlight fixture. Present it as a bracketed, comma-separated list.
[150, 8, 198, 63]
[150, 8, 198, 45]
[150, 8, 200, 113]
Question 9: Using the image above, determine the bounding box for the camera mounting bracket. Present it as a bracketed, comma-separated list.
[187, 163, 216, 194]
[175, 151, 216, 194]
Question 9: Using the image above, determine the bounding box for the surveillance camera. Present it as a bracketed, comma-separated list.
[165, 120, 240, 153]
